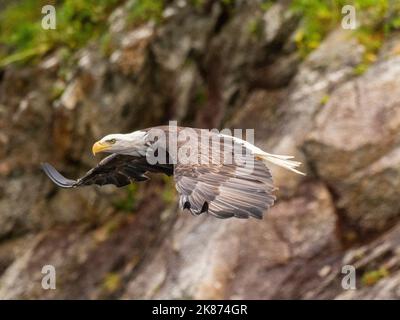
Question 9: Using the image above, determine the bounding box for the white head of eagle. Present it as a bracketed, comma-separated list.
[92, 131, 148, 156]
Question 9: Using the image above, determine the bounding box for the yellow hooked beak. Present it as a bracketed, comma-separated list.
[92, 141, 111, 155]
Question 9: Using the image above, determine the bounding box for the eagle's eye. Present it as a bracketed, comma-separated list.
[107, 139, 116, 144]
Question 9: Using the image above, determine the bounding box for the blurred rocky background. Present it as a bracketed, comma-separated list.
[1, 0, 400, 299]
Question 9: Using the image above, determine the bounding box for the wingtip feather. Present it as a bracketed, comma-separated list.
[41, 162, 77, 188]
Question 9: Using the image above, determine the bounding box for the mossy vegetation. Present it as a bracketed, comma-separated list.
[0, 0, 245, 67]
[0, 0, 166, 67]
[161, 175, 177, 205]
[320, 94, 330, 106]
[0, 0, 121, 67]
[247, 18, 264, 40]
[127, 0, 164, 26]
[194, 85, 208, 107]
[2, 0, 400, 68]
[260, 0, 274, 12]
[291, 0, 400, 59]
[102, 272, 122, 293]
[353, 31, 382, 75]
[291, 0, 337, 56]
[362, 267, 389, 286]
[113, 184, 138, 212]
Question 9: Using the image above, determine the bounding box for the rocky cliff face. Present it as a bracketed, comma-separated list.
[1, 0, 400, 299]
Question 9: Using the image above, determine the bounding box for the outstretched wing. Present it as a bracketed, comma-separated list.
[174, 135, 276, 219]
[42, 153, 173, 188]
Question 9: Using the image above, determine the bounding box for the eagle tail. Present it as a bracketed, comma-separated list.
[256, 152, 306, 176]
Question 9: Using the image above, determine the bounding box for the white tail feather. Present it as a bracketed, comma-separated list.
[219, 133, 305, 176]
[257, 152, 306, 176]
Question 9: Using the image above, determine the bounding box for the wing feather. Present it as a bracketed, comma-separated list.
[42, 153, 173, 188]
[174, 131, 276, 220]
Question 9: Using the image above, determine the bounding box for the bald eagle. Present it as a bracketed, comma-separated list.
[42, 126, 304, 219]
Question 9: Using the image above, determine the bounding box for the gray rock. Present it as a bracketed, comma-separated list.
[304, 57, 400, 233]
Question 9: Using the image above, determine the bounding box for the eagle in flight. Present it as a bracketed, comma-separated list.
[42, 126, 304, 219]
